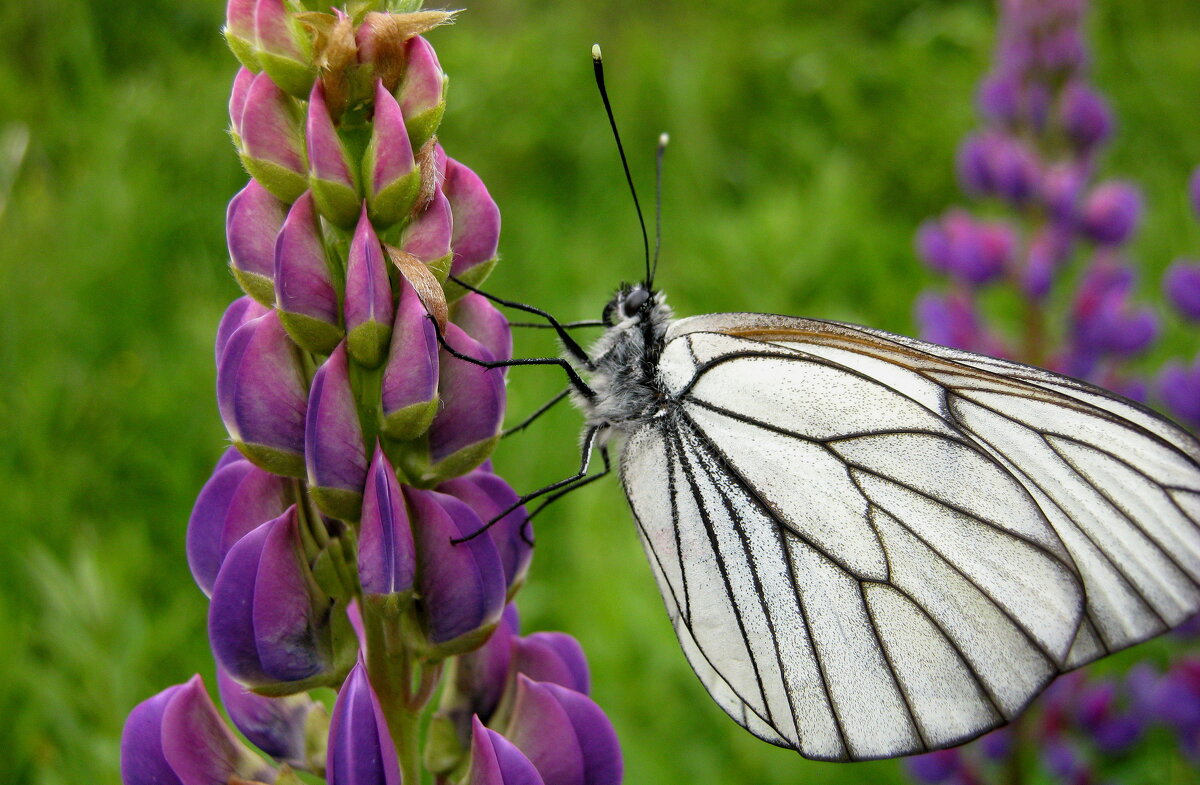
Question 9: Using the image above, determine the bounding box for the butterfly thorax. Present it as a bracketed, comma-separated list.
[571, 285, 673, 431]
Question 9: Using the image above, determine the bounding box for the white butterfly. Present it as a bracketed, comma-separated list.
[561, 283, 1200, 762]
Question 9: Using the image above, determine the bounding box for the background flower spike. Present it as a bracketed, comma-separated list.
[238, 72, 308, 203]
[345, 207, 395, 368]
[306, 342, 368, 521]
[217, 310, 309, 477]
[364, 80, 421, 228]
[227, 180, 288, 306]
[274, 191, 344, 354]
[306, 82, 361, 228]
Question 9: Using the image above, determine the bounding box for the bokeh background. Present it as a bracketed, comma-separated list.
[3, 1, 1200, 783]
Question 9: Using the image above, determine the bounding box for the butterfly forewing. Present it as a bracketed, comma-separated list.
[620, 313, 1200, 761]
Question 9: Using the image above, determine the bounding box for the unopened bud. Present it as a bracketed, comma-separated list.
[254, 0, 316, 98]
[306, 82, 361, 227]
[306, 343, 368, 521]
[227, 180, 288, 306]
[397, 36, 448, 148]
[445, 157, 501, 293]
[380, 271, 440, 439]
[364, 80, 421, 228]
[345, 208, 395, 367]
[274, 191, 344, 354]
[238, 72, 308, 203]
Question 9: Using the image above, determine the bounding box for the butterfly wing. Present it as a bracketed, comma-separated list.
[619, 313, 1200, 761]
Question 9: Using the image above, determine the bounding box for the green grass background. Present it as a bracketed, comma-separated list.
[3, 1, 1200, 783]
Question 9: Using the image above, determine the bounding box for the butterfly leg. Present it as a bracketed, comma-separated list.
[428, 314, 596, 401]
[449, 275, 594, 367]
[451, 426, 606, 545]
[503, 386, 572, 438]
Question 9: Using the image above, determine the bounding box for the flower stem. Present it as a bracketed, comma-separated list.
[364, 601, 428, 785]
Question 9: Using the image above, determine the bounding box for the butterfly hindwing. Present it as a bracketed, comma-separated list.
[620, 313, 1200, 761]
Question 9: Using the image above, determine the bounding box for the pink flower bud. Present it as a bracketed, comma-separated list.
[274, 191, 344, 354]
[358, 445, 416, 596]
[253, 0, 315, 98]
[364, 81, 420, 228]
[306, 343, 368, 520]
[229, 66, 256, 143]
[446, 157, 501, 288]
[239, 72, 308, 203]
[306, 82, 361, 227]
[400, 184, 453, 275]
[397, 36, 447, 148]
[345, 208, 395, 368]
[226, 179, 287, 306]
[216, 296, 270, 367]
[454, 293, 513, 369]
[224, 0, 260, 71]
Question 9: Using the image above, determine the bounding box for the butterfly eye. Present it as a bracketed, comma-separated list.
[623, 288, 650, 318]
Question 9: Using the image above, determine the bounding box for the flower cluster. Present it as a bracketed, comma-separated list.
[915, 0, 1157, 391]
[121, 3, 622, 784]
[1157, 166, 1200, 429]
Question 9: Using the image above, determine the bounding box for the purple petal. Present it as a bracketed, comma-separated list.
[470, 718, 546, 785]
[306, 82, 360, 227]
[274, 191, 343, 353]
[216, 295, 270, 367]
[305, 342, 368, 520]
[1039, 162, 1086, 223]
[226, 180, 287, 305]
[407, 488, 506, 646]
[187, 458, 289, 596]
[254, 0, 304, 60]
[1165, 260, 1200, 321]
[160, 675, 275, 785]
[400, 186, 453, 266]
[905, 749, 960, 784]
[239, 72, 307, 201]
[217, 666, 314, 764]
[513, 633, 590, 696]
[224, 0, 259, 69]
[507, 677, 622, 785]
[121, 684, 185, 785]
[215, 445, 247, 472]
[428, 323, 505, 473]
[445, 157, 501, 280]
[345, 207, 395, 368]
[438, 470, 531, 591]
[1060, 82, 1112, 151]
[358, 445, 416, 596]
[380, 271, 439, 439]
[1158, 360, 1200, 427]
[454, 294, 513, 366]
[364, 81, 419, 227]
[216, 310, 309, 477]
[327, 661, 402, 785]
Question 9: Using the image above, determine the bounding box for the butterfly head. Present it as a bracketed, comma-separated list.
[601, 282, 658, 327]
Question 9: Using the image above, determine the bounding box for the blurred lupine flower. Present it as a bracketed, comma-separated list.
[1158, 354, 1200, 430]
[1062, 260, 1158, 377]
[915, 291, 1006, 356]
[1080, 181, 1142, 246]
[127, 6, 624, 785]
[916, 209, 1013, 286]
[1164, 260, 1200, 322]
[121, 675, 275, 785]
[274, 190, 344, 354]
[1071, 680, 1142, 753]
[217, 666, 327, 770]
[470, 717, 546, 785]
[326, 661, 402, 785]
[905, 749, 963, 784]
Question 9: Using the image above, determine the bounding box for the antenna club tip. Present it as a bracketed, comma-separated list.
[659, 132, 670, 147]
[591, 43, 602, 60]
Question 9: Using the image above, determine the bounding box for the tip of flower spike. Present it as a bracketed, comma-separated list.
[591, 43, 602, 61]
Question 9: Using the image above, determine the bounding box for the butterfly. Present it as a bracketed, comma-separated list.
[444, 45, 1200, 763]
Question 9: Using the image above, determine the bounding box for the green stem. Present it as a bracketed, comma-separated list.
[364, 602, 429, 785]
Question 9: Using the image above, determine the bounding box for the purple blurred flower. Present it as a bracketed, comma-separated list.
[915, 210, 1012, 286]
[1080, 181, 1142, 246]
[905, 749, 961, 784]
[1164, 260, 1200, 321]
[916, 291, 1005, 356]
[1060, 82, 1113, 151]
[1067, 261, 1158, 367]
[1158, 355, 1200, 428]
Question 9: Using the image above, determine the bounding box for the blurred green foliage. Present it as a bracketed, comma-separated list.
[3, 1, 1200, 783]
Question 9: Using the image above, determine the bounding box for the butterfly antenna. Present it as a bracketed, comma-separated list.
[652, 132, 668, 286]
[592, 44, 651, 288]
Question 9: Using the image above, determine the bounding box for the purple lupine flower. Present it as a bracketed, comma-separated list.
[452, 604, 521, 727]
[358, 445, 416, 597]
[915, 291, 1005, 356]
[305, 342, 369, 520]
[226, 179, 287, 306]
[274, 190, 344, 354]
[512, 633, 590, 695]
[905, 749, 962, 784]
[445, 156, 501, 284]
[470, 717, 546, 785]
[121, 675, 275, 785]
[216, 295, 270, 368]
[401, 183, 453, 269]
[306, 81, 360, 227]
[345, 207, 394, 368]
[1060, 82, 1113, 151]
[1158, 355, 1200, 429]
[1080, 181, 1142, 246]
[327, 661, 402, 785]
[229, 67, 255, 144]
[216, 666, 324, 768]
[439, 467, 532, 592]
[380, 271, 440, 440]
[1073, 679, 1142, 753]
[186, 454, 289, 595]
[1065, 260, 1158, 375]
[504, 676, 623, 785]
[364, 80, 421, 227]
[454, 293, 514, 368]
[208, 507, 336, 688]
[237, 71, 307, 203]
[427, 323, 506, 479]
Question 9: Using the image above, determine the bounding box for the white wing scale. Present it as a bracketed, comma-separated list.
[620, 313, 1200, 761]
